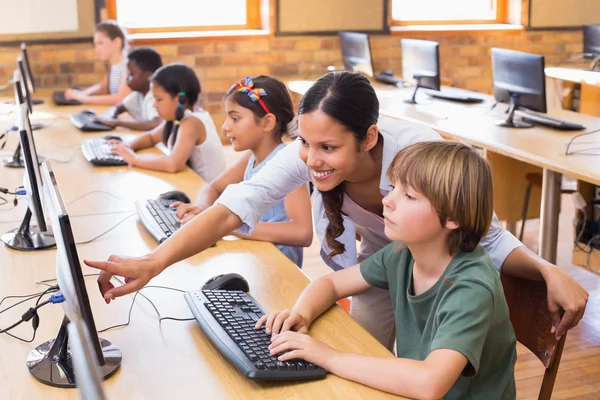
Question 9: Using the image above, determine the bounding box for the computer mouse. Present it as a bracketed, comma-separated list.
[158, 190, 191, 204]
[81, 109, 97, 116]
[103, 135, 122, 142]
[202, 273, 250, 292]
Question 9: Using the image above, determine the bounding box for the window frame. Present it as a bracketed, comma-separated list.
[106, 0, 262, 33]
[389, 0, 508, 26]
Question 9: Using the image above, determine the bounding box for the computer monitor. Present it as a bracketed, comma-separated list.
[338, 32, 375, 77]
[401, 39, 441, 104]
[25, 161, 122, 388]
[0, 101, 55, 251]
[21, 43, 36, 93]
[583, 25, 600, 70]
[18, 56, 33, 113]
[67, 319, 108, 400]
[491, 48, 547, 128]
[3, 66, 45, 169]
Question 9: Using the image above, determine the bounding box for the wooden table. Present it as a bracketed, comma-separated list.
[288, 80, 600, 265]
[0, 100, 403, 399]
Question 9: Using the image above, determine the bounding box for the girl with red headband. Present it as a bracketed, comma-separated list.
[170, 75, 312, 267]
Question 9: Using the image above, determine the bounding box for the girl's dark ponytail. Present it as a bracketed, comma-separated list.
[151, 63, 201, 145]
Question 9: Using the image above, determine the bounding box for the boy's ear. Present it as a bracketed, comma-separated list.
[262, 113, 277, 133]
[362, 124, 379, 152]
[445, 219, 460, 231]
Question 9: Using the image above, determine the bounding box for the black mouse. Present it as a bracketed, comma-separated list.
[202, 273, 249, 292]
[104, 135, 122, 142]
[158, 190, 191, 203]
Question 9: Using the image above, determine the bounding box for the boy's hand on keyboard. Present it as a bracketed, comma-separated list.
[111, 143, 136, 165]
[255, 309, 310, 335]
[268, 331, 336, 370]
[171, 202, 202, 224]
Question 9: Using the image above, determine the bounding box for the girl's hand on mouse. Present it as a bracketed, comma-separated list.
[111, 143, 136, 165]
[171, 202, 202, 223]
[255, 309, 311, 335]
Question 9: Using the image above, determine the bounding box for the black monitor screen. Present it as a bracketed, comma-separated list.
[401, 39, 440, 91]
[21, 43, 36, 93]
[42, 162, 105, 366]
[17, 57, 33, 113]
[19, 102, 47, 232]
[583, 25, 600, 60]
[492, 48, 547, 113]
[339, 32, 374, 77]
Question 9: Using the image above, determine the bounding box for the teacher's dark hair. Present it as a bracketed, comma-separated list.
[298, 71, 379, 258]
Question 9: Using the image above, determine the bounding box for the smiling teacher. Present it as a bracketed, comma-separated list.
[85, 71, 588, 351]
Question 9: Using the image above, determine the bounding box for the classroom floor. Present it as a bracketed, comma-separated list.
[222, 145, 600, 400]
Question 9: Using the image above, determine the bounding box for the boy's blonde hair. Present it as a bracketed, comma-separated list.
[387, 140, 493, 254]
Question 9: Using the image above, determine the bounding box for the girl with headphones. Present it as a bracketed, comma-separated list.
[109, 63, 226, 182]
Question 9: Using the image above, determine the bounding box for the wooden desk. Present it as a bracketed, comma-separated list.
[0, 100, 402, 399]
[288, 80, 600, 264]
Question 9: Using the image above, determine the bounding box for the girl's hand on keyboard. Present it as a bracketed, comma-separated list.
[255, 309, 310, 335]
[65, 88, 84, 101]
[171, 202, 202, 224]
[111, 143, 136, 165]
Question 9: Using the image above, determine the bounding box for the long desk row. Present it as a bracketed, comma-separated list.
[0, 100, 402, 399]
[288, 80, 600, 265]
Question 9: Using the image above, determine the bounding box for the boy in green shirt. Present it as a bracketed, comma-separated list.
[256, 140, 517, 399]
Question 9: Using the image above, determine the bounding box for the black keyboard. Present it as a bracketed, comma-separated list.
[424, 88, 485, 104]
[517, 109, 586, 131]
[135, 198, 181, 243]
[53, 90, 82, 106]
[70, 111, 113, 132]
[184, 289, 327, 380]
[81, 139, 127, 166]
[373, 73, 405, 86]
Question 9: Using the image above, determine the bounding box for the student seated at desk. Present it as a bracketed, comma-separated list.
[109, 63, 226, 180]
[64, 20, 131, 105]
[172, 76, 312, 267]
[258, 141, 517, 399]
[94, 47, 163, 131]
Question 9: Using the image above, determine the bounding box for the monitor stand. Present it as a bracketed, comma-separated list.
[2, 143, 46, 168]
[589, 55, 600, 71]
[495, 94, 533, 129]
[403, 77, 432, 105]
[26, 316, 121, 388]
[1, 208, 55, 251]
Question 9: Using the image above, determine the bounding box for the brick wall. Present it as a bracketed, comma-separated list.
[0, 29, 582, 134]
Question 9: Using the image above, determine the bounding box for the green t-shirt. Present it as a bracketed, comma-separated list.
[360, 243, 517, 400]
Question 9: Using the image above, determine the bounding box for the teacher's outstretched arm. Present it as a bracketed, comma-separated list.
[84, 204, 242, 302]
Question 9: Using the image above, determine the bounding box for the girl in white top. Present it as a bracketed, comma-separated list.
[64, 20, 131, 105]
[87, 72, 588, 350]
[110, 63, 226, 181]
